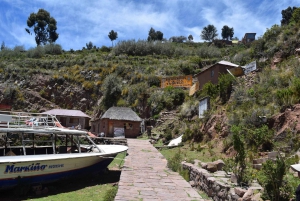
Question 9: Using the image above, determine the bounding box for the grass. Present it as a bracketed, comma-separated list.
[137, 133, 150, 140]
[160, 142, 224, 163]
[0, 151, 127, 201]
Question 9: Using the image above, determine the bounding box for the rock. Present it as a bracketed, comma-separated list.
[217, 189, 227, 198]
[201, 162, 208, 169]
[189, 180, 195, 187]
[234, 187, 247, 197]
[214, 159, 225, 170]
[231, 173, 238, 184]
[253, 164, 262, 170]
[80, 98, 87, 102]
[251, 193, 262, 201]
[206, 162, 218, 173]
[231, 194, 240, 201]
[242, 189, 253, 201]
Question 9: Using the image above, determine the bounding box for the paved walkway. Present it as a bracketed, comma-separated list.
[115, 139, 205, 201]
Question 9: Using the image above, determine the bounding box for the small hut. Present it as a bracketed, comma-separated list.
[98, 107, 142, 138]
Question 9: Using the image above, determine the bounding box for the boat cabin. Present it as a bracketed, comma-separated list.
[0, 112, 100, 156]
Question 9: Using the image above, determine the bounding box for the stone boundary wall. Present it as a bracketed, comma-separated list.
[182, 161, 263, 201]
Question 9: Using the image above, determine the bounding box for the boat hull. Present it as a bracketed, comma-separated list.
[0, 153, 116, 189]
[0, 144, 129, 190]
[0, 153, 117, 189]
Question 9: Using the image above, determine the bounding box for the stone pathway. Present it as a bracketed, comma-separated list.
[115, 139, 205, 201]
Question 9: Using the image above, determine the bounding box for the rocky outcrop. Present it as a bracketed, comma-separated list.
[200, 114, 229, 138]
[0, 73, 99, 113]
[268, 104, 300, 139]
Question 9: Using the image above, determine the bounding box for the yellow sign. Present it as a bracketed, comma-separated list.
[161, 75, 193, 88]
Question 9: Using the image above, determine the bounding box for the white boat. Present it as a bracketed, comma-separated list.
[0, 111, 128, 189]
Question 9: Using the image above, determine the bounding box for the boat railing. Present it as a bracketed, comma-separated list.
[0, 111, 59, 129]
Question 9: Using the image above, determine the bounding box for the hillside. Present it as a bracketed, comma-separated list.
[1, 18, 300, 200]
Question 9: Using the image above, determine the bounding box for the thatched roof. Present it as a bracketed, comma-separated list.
[101, 107, 142, 122]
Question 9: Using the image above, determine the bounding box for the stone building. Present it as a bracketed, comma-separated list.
[91, 107, 142, 138]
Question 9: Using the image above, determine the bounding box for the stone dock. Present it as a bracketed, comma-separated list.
[115, 139, 208, 201]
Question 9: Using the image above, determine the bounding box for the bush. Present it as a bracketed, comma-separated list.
[182, 128, 192, 142]
[167, 149, 183, 171]
[100, 45, 111, 52]
[113, 39, 193, 57]
[27, 46, 45, 58]
[147, 75, 161, 87]
[164, 128, 173, 142]
[258, 157, 292, 201]
[44, 43, 62, 55]
[202, 81, 219, 98]
[196, 45, 221, 59]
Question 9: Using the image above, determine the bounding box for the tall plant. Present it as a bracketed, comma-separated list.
[258, 157, 291, 201]
[231, 125, 248, 185]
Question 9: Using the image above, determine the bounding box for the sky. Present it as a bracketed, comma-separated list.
[0, 0, 299, 50]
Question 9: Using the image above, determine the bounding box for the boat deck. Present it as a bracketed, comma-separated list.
[115, 139, 207, 201]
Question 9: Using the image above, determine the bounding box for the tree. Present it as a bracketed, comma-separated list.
[281, 6, 298, 25]
[231, 125, 248, 185]
[108, 30, 118, 47]
[169, 36, 187, 43]
[101, 73, 122, 109]
[1, 41, 5, 50]
[188, 34, 193, 41]
[86, 41, 93, 50]
[26, 9, 58, 46]
[291, 7, 300, 24]
[147, 27, 163, 41]
[259, 158, 290, 201]
[201, 24, 218, 42]
[221, 25, 234, 40]
[156, 31, 163, 41]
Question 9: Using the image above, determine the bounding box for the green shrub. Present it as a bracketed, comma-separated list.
[182, 128, 192, 142]
[202, 81, 219, 98]
[258, 157, 291, 201]
[44, 43, 62, 55]
[147, 75, 161, 87]
[164, 128, 173, 142]
[196, 45, 221, 58]
[27, 46, 45, 58]
[218, 74, 235, 103]
[179, 168, 190, 181]
[167, 149, 183, 171]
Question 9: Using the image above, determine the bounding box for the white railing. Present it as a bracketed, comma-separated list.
[0, 111, 59, 129]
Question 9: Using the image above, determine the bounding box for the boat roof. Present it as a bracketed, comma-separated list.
[0, 127, 88, 135]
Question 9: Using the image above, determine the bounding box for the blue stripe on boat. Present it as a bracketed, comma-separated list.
[0, 158, 114, 189]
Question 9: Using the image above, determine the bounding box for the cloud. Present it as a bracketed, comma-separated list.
[0, 0, 299, 49]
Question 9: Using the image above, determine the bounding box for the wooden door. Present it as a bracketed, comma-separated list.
[108, 121, 113, 136]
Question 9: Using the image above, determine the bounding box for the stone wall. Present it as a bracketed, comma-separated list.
[182, 160, 263, 201]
